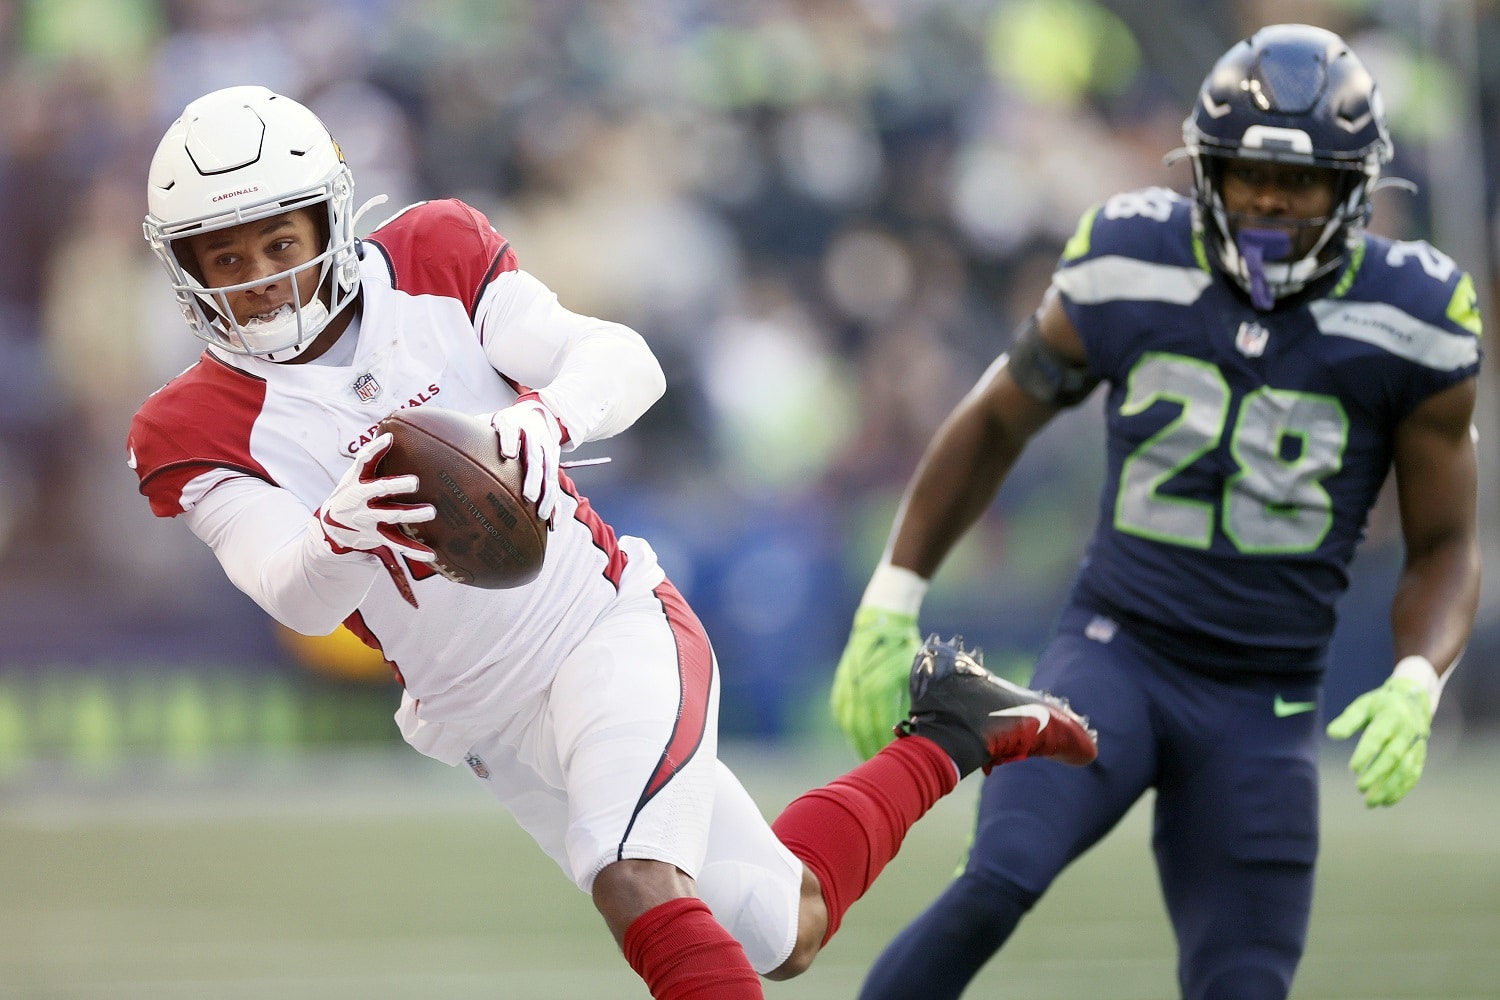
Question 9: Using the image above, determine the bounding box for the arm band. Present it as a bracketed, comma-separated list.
[1006, 313, 1099, 408]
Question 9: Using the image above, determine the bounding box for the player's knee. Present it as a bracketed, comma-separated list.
[764, 866, 826, 981]
[1190, 964, 1292, 1000]
[765, 938, 817, 981]
[591, 859, 696, 945]
[956, 866, 1040, 925]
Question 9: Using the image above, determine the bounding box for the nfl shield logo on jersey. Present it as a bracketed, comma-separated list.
[1084, 615, 1118, 643]
[351, 372, 382, 403]
[1235, 321, 1270, 358]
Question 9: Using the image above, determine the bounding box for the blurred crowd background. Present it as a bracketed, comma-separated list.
[1, 0, 1498, 765]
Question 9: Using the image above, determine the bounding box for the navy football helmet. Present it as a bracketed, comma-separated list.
[1180, 24, 1393, 309]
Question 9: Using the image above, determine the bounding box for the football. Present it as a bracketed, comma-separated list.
[375, 406, 548, 589]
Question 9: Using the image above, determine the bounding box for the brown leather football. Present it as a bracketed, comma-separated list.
[375, 406, 548, 589]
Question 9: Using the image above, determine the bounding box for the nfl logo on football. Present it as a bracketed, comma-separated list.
[1235, 321, 1269, 358]
[351, 372, 382, 403]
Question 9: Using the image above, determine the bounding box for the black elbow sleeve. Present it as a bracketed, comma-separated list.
[1006, 314, 1099, 408]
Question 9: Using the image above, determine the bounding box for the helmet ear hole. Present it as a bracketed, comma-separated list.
[171, 241, 205, 286]
[310, 207, 331, 257]
[1201, 155, 1228, 202]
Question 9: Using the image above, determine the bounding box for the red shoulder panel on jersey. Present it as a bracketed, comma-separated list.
[363, 199, 519, 318]
[128, 352, 276, 517]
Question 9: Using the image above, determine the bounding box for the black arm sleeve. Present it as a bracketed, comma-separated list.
[1005, 313, 1100, 408]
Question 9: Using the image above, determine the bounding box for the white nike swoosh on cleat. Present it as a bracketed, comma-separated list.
[989, 705, 1050, 730]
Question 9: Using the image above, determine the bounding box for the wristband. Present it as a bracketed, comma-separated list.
[512, 391, 571, 446]
[861, 563, 929, 617]
[1392, 655, 1443, 715]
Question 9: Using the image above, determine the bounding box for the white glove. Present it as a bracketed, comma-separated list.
[316, 433, 436, 606]
[490, 395, 565, 521]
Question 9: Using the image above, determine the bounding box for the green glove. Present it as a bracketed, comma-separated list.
[831, 606, 921, 759]
[1326, 676, 1431, 808]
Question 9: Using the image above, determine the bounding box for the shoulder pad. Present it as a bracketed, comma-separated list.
[1054, 190, 1209, 308]
[364, 199, 519, 315]
[129, 354, 275, 516]
[1341, 236, 1483, 339]
[1060, 187, 1195, 266]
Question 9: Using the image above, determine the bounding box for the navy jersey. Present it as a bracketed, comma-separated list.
[1053, 187, 1481, 671]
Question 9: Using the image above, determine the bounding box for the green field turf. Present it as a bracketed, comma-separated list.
[2, 735, 1497, 999]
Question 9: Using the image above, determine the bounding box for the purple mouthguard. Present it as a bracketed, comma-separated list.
[1235, 228, 1293, 310]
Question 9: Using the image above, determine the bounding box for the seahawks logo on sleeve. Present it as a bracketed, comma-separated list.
[1314, 238, 1481, 374]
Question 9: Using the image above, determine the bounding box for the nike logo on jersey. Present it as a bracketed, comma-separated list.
[126, 447, 138, 470]
[990, 704, 1050, 730]
[1273, 695, 1317, 717]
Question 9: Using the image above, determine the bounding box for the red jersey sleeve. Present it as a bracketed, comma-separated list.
[362, 199, 520, 317]
[128, 353, 276, 517]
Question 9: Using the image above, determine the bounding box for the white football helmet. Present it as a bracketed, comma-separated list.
[143, 86, 359, 361]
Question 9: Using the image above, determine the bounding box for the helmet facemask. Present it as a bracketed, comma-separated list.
[1190, 151, 1374, 309]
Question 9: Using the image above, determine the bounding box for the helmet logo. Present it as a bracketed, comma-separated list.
[211, 184, 262, 203]
[351, 372, 382, 403]
[1235, 321, 1270, 358]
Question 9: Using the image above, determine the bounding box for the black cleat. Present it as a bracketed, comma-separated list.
[895, 635, 1098, 777]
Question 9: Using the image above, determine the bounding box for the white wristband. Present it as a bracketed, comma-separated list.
[861, 563, 929, 617]
[1392, 655, 1443, 715]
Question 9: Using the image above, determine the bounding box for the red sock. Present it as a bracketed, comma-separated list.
[622, 896, 763, 999]
[771, 735, 957, 945]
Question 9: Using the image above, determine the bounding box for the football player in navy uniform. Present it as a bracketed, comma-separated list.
[831, 24, 1480, 1000]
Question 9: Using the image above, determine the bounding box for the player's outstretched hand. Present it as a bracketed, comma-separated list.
[317, 432, 437, 563]
[832, 606, 921, 759]
[491, 395, 564, 521]
[1326, 676, 1431, 808]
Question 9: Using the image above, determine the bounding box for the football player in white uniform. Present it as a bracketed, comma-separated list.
[127, 86, 1097, 999]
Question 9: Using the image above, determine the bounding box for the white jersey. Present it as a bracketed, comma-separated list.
[128, 200, 668, 747]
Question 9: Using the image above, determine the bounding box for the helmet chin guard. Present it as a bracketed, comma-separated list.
[202, 283, 333, 362]
[143, 86, 360, 360]
[1178, 24, 1395, 310]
